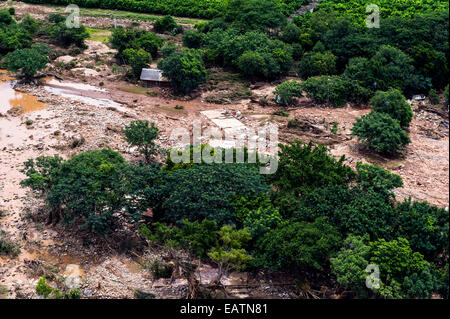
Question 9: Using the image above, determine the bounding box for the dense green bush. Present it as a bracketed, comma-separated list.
[352, 112, 410, 155]
[49, 21, 89, 48]
[395, 199, 449, 259]
[155, 163, 270, 225]
[255, 217, 342, 270]
[270, 140, 356, 194]
[182, 30, 203, 49]
[301, 75, 370, 107]
[274, 80, 303, 106]
[370, 89, 413, 128]
[110, 27, 163, 60]
[21, 149, 162, 234]
[153, 15, 181, 34]
[297, 51, 337, 79]
[158, 49, 207, 94]
[122, 48, 152, 80]
[5, 48, 48, 81]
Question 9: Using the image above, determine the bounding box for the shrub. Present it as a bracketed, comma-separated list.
[355, 162, 403, 197]
[154, 15, 180, 34]
[255, 217, 342, 270]
[352, 112, 410, 155]
[208, 225, 253, 283]
[156, 163, 270, 225]
[428, 89, 440, 105]
[298, 51, 337, 79]
[158, 50, 207, 94]
[182, 30, 203, 49]
[370, 89, 413, 128]
[395, 199, 449, 259]
[5, 48, 48, 81]
[36, 277, 53, 298]
[274, 80, 303, 106]
[50, 22, 89, 48]
[122, 48, 152, 80]
[236, 51, 267, 80]
[48, 13, 65, 24]
[301, 75, 370, 107]
[122, 120, 159, 163]
[331, 235, 371, 297]
[270, 140, 356, 194]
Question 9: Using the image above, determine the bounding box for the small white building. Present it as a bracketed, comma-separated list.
[140, 68, 170, 87]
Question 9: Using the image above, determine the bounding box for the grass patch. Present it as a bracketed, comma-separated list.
[86, 28, 112, 44]
[119, 85, 153, 95]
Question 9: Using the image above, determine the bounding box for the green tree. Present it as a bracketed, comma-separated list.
[355, 162, 403, 197]
[208, 226, 253, 284]
[122, 120, 159, 163]
[274, 80, 303, 106]
[330, 235, 371, 297]
[298, 51, 337, 79]
[236, 51, 267, 80]
[5, 48, 48, 82]
[153, 15, 180, 34]
[270, 140, 356, 194]
[428, 89, 440, 105]
[122, 48, 153, 80]
[156, 163, 270, 225]
[352, 112, 410, 155]
[158, 50, 207, 94]
[255, 217, 342, 270]
[396, 199, 449, 259]
[182, 30, 203, 49]
[225, 0, 286, 33]
[50, 22, 89, 48]
[370, 89, 413, 128]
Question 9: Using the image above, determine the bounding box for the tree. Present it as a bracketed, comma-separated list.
[155, 163, 270, 226]
[428, 89, 440, 105]
[122, 48, 152, 80]
[208, 226, 252, 284]
[158, 50, 207, 94]
[5, 48, 48, 81]
[269, 140, 356, 194]
[255, 217, 342, 271]
[331, 235, 371, 297]
[50, 22, 89, 48]
[298, 51, 337, 79]
[135, 32, 164, 58]
[301, 75, 370, 107]
[396, 199, 449, 259]
[236, 51, 266, 80]
[370, 89, 413, 128]
[352, 111, 410, 155]
[153, 15, 180, 34]
[281, 23, 302, 43]
[274, 80, 303, 106]
[122, 120, 159, 163]
[182, 30, 203, 49]
[225, 0, 286, 33]
[355, 162, 403, 197]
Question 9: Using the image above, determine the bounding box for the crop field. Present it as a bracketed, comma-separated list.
[20, 0, 311, 18]
[317, 0, 449, 24]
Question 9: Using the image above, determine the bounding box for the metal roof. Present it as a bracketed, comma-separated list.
[140, 68, 169, 82]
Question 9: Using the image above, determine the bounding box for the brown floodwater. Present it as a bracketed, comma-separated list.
[0, 70, 47, 114]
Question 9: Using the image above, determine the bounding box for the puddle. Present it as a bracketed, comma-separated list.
[0, 70, 47, 114]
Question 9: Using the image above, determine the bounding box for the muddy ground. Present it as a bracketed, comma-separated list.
[0, 1, 448, 299]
